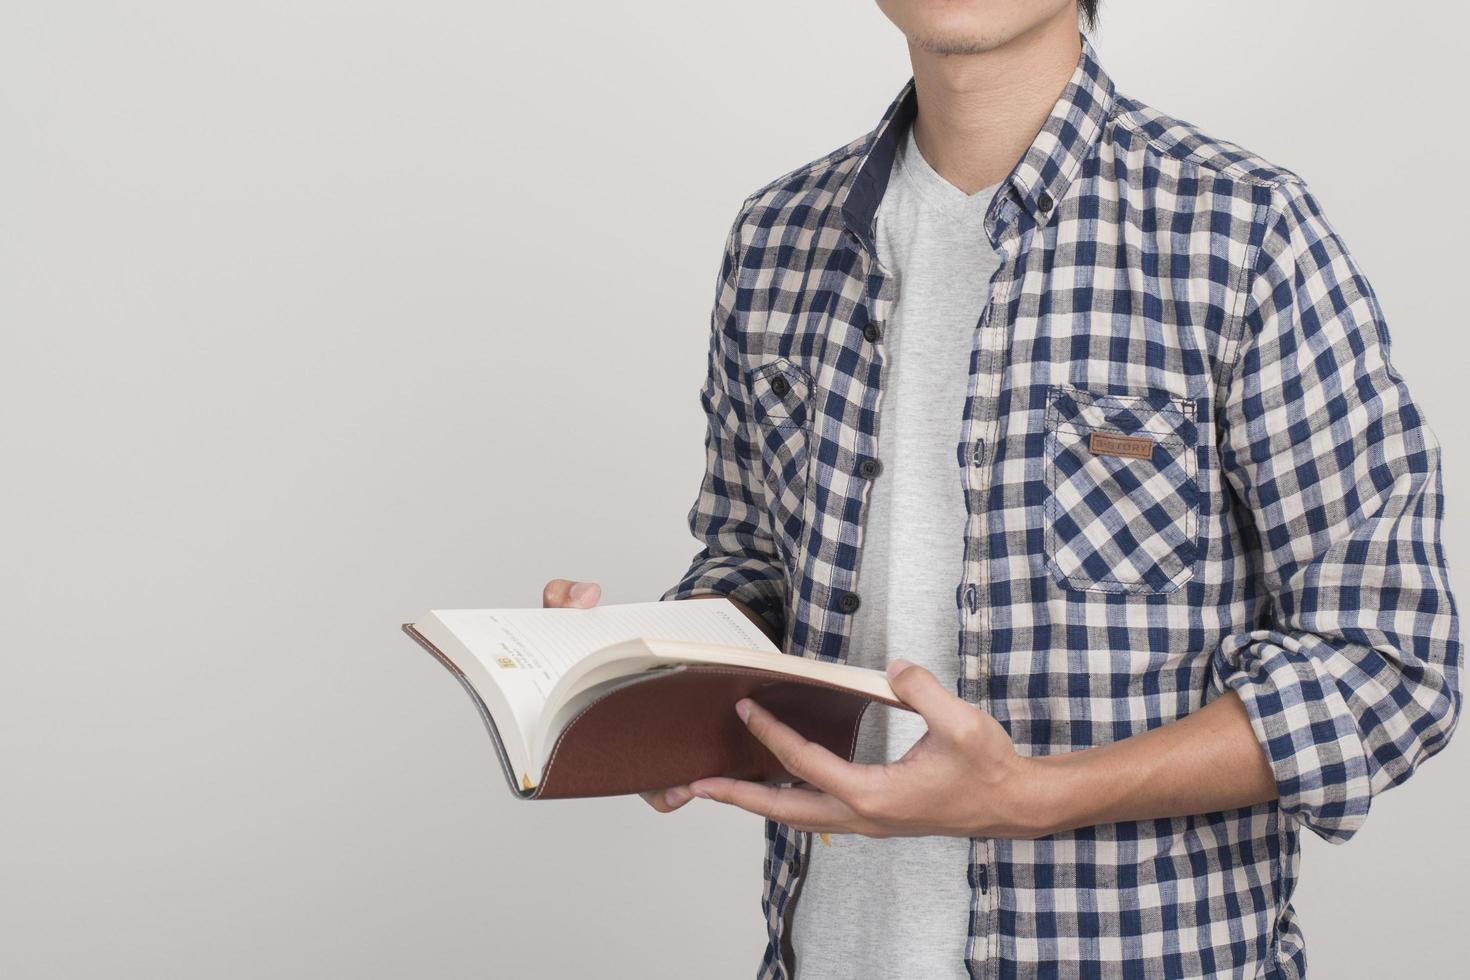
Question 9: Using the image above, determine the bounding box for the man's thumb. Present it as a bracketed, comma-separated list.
[885, 658, 965, 731]
[567, 581, 601, 607]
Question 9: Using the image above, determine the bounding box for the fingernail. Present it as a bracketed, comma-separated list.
[886, 658, 913, 677]
[665, 787, 692, 807]
[735, 698, 752, 722]
[568, 582, 594, 603]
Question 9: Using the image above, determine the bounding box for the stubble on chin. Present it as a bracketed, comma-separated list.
[906, 28, 1004, 57]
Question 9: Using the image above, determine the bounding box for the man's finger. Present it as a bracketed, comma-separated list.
[884, 658, 976, 739]
[542, 579, 601, 608]
[687, 777, 850, 830]
[542, 579, 573, 607]
[639, 785, 693, 813]
[737, 698, 866, 800]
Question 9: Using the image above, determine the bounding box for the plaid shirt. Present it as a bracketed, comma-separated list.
[661, 34, 1461, 980]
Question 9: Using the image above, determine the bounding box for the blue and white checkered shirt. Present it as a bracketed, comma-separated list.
[662, 34, 1461, 980]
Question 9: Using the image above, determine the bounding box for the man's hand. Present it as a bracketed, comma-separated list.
[540, 577, 696, 814]
[685, 658, 1050, 839]
[684, 658, 1279, 839]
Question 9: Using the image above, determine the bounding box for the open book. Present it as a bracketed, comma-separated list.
[403, 598, 911, 799]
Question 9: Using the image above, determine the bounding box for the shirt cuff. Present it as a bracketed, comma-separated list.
[660, 554, 787, 642]
[1209, 628, 1374, 844]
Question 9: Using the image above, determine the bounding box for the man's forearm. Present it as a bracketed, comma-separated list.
[681, 591, 781, 645]
[1021, 690, 1278, 837]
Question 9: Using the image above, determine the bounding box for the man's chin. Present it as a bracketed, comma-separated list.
[907, 29, 1008, 57]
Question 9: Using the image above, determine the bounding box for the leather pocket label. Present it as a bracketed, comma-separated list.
[1089, 431, 1155, 460]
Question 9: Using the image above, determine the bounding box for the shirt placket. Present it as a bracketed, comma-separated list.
[958, 215, 1021, 980]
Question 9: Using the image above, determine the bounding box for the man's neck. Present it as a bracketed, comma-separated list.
[906, 14, 1083, 195]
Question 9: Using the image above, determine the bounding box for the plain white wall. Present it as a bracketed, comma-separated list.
[2, 2, 1465, 977]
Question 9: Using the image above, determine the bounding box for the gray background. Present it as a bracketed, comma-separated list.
[2, 2, 1465, 977]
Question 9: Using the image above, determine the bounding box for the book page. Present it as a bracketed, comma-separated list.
[429, 598, 776, 705]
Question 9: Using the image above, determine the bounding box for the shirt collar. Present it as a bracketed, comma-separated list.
[839, 33, 1117, 253]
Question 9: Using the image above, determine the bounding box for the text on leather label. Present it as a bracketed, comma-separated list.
[1089, 431, 1155, 460]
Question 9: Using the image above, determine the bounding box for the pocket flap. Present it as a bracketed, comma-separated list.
[1046, 383, 1196, 446]
[747, 358, 813, 426]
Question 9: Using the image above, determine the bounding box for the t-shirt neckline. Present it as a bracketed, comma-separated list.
[894, 120, 1002, 222]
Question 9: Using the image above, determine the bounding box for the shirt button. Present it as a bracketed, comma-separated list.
[978, 864, 989, 893]
[770, 375, 790, 397]
[862, 322, 881, 343]
[1037, 190, 1054, 212]
[858, 457, 883, 479]
[837, 591, 861, 614]
[964, 583, 979, 613]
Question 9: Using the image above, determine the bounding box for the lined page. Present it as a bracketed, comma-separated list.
[429, 599, 776, 702]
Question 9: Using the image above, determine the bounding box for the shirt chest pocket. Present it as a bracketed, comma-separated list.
[746, 358, 814, 552]
[1042, 383, 1201, 596]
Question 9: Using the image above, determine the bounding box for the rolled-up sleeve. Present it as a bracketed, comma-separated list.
[1210, 177, 1462, 843]
[660, 201, 788, 641]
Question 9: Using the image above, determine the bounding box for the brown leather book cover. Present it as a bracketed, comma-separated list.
[403, 622, 915, 800]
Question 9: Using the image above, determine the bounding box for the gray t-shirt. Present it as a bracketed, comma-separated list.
[789, 120, 1004, 980]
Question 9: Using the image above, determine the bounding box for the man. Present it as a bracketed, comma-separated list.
[542, 1, 1462, 977]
